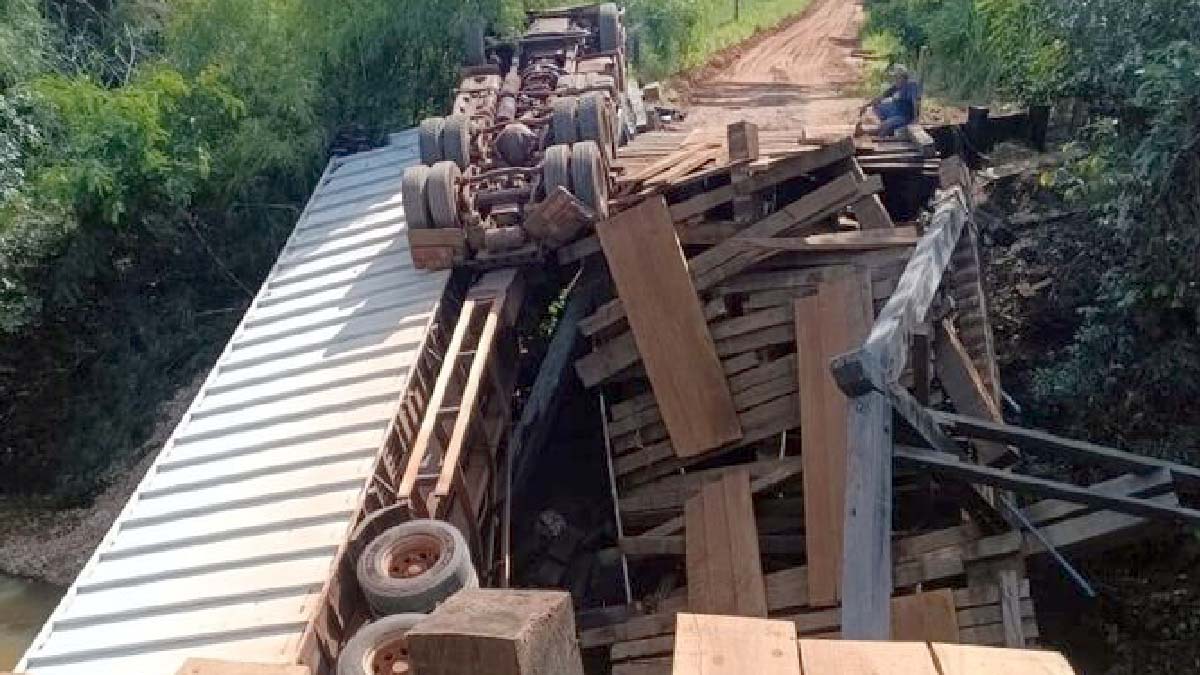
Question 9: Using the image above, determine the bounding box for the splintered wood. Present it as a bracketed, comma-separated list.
[596, 197, 741, 457]
[684, 470, 767, 617]
[571, 122, 1198, 675]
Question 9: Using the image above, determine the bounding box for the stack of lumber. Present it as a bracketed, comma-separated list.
[610, 126, 938, 201]
[576, 126, 912, 491]
[564, 121, 1200, 675]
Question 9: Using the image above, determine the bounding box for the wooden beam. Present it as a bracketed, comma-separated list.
[832, 187, 970, 395]
[797, 269, 874, 607]
[933, 320, 1011, 465]
[839, 391, 894, 639]
[595, 196, 742, 457]
[894, 445, 1200, 525]
[932, 411, 1200, 488]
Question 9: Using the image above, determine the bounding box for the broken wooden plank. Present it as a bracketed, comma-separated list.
[933, 319, 1010, 465]
[932, 411, 1200, 488]
[894, 445, 1200, 525]
[737, 138, 855, 194]
[693, 174, 883, 290]
[578, 173, 880, 345]
[848, 157, 896, 230]
[796, 269, 874, 607]
[673, 614, 800, 675]
[832, 186, 970, 395]
[594, 196, 741, 457]
[685, 470, 768, 617]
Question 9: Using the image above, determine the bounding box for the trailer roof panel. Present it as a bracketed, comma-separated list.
[19, 129, 449, 675]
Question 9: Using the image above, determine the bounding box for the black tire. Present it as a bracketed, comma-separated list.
[425, 161, 462, 229]
[576, 92, 613, 163]
[440, 113, 471, 171]
[337, 613, 426, 675]
[551, 97, 577, 145]
[356, 519, 477, 616]
[598, 3, 621, 52]
[571, 140, 609, 219]
[418, 117, 444, 165]
[463, 21, 486, 66]
[401, 166, 432, 230]
[543, 144, 572, 199]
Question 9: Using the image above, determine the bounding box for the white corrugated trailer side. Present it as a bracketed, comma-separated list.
[18, 129, 449, 675]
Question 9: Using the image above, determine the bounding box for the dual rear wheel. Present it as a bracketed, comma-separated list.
[544, 140, 609, 219]
[417, 114, 471, 169]
[402, 161, 462, 229]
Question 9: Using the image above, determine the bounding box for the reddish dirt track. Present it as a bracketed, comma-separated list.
[681, 0, 869, 132]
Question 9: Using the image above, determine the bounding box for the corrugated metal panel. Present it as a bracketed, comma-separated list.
[18, 130, 449, 675]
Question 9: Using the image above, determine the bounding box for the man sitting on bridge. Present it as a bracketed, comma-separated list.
[859, 64, 922, 138]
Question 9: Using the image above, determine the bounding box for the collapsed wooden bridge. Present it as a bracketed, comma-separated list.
[17, 116, 1200, 675]
[545, 120, 1200, 674]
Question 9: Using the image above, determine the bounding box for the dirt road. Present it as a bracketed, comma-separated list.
[682, 0, 870, 131]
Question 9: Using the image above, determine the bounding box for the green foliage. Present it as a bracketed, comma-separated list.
[636, 0, 815, 79]
[0, 0, 501, 501]
[868, 0, 1200, 455]
[864, 0, 1060, 102]
[0, 0, 51, 87]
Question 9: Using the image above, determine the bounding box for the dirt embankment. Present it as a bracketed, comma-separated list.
[0, 373, 202, 586]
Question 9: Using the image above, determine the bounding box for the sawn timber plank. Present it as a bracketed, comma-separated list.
[595, 196, 741, 457]
[795, 268, 874, 607]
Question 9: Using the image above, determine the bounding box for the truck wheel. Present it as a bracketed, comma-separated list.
[425, 161, 462, 229]
[418, 117, 444, 165]
[598, 3, 621, 52]
[543, 144, 572, 199]
[401, 166, 432, 230]
[337, 613, 426, 675]
[571, 141, 609, 219]
[576, 92, 614, 164]
[356, 519, 478, 616]
[551, 97, 578, 145]
[463, 21, 486, 67]
[440, 114, 471, 171]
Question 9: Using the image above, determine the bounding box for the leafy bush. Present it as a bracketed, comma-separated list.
[867, 0, 1200, 457]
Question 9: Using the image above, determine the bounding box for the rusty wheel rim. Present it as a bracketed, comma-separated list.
[381, 533, 443, 579]
[365, 635, 410, 675]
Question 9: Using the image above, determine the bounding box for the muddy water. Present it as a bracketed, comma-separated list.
[0, 575, 62, 669]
